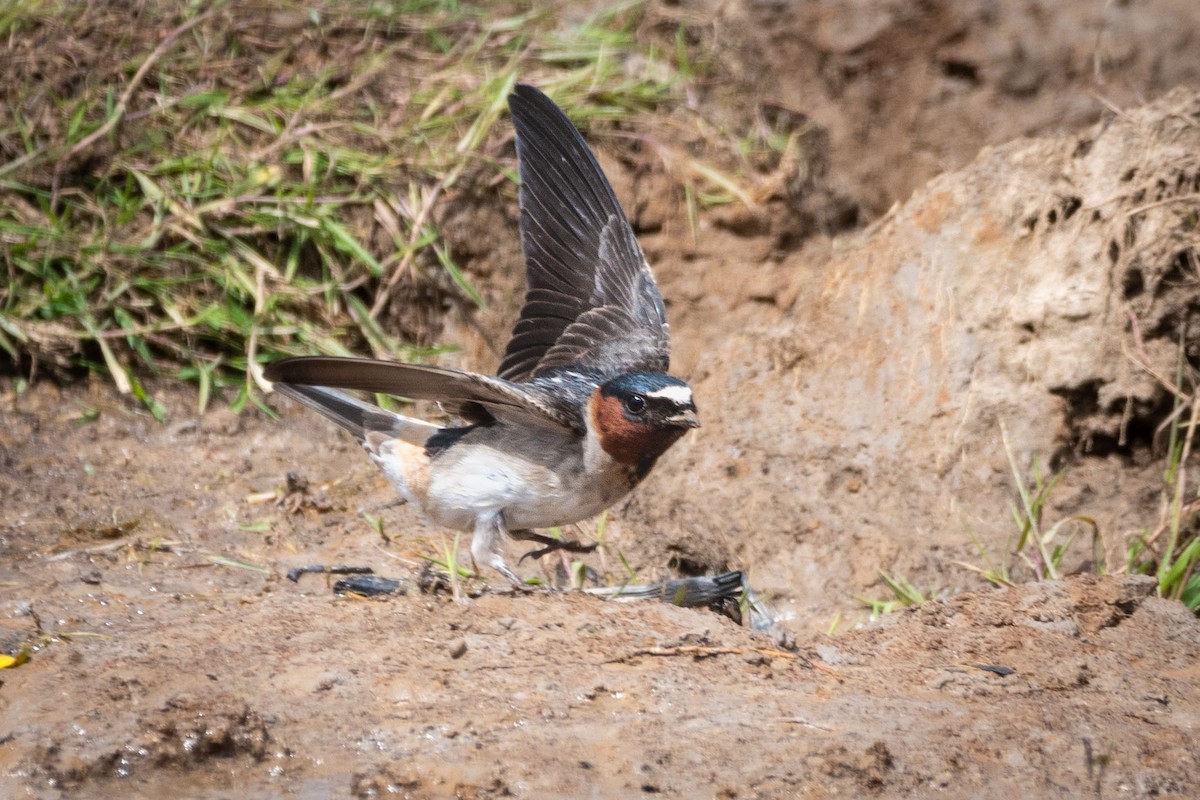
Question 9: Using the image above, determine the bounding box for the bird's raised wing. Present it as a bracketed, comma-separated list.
[263, 356, 581, 432]
[497, 84, 670, 383]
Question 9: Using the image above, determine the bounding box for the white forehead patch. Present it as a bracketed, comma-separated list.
[644, 384, 693, 406]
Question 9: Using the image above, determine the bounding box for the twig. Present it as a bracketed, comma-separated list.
[44, 539, 180, 563]
[607, 645, 838, 678]
[777, 718, 833, 730]
[1088, 90, 1135, 123]
[1123, 193, 1200, 218]
[50, 8, 217, 209]
[368, 171, 457, 319]
[629, 645, 786, 659]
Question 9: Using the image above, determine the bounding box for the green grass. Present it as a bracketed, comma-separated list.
[960, 409, 1200, 613]
[0, 0, 727, 414]
[1132, 342, 1200, 610]
[426, 531, 471, 601]
[855, 572, 935, 619]
[866, 386, 1200, 618]
[988, 422, 1101, 584]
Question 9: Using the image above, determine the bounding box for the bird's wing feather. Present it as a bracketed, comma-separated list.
[497, 83, 669, 383]
[264, 356, 580, 432]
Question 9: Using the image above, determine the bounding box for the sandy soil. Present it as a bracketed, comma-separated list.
[1, 384, 1198, 799]
[3, 1, 1200, 798]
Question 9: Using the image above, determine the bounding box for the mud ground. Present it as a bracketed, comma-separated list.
[4, 1, 1200, 798]
[1, 384, 1198, 798]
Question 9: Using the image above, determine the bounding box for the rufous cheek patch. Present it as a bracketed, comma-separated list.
[591, 391, 687, 469]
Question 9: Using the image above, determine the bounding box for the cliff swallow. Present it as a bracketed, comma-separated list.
[264, 84, 698, 585]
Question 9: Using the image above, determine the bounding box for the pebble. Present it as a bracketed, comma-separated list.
[448, 638, 467, 659]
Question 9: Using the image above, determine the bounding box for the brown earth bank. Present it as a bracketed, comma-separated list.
[625, 86, 1200, 622]
[0, 379, 1197, 798]
[4, 0, 1200, 797]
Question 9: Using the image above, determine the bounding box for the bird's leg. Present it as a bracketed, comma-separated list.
[512, 529, 599, 564]
[471, 512, 529, 589]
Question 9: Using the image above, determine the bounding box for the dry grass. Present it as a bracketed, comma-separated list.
[0, 0, 745, 414]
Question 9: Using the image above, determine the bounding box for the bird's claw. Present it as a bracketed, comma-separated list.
[518, 538, 598, 564]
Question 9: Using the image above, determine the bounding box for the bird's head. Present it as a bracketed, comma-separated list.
[589, 372, 699, 475]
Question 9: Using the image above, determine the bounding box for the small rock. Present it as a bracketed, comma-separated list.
[199, 408, 242, 436]
[448, 638, 467, 659]
[814, 644, 864, 666]
[169, 419, 199, 436]
[772, 628, 797, 652]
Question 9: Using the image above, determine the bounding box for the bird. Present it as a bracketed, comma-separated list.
[263, 83, 699, 586]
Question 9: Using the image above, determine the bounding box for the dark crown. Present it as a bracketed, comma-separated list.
[600, 372, 698, 428]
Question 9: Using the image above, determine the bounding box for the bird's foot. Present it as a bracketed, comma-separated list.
[494, 562, 536, 592]
[514, 531, 599, 564]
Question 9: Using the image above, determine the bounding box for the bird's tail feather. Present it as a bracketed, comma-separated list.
[270, 383, 438, 446]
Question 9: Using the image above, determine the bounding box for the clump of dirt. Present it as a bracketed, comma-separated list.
[26, 698, 273, 792]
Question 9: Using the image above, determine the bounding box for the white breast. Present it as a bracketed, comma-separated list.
[378, 425, 637, 532]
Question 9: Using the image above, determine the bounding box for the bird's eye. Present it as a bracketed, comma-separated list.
[625, 394, 646, 414]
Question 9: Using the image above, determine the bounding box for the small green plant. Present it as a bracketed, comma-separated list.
[617, 550, 639, 584]
[136, 534, 170, 574]
[962, 393, 1200, 612]
[855, 572, 934, 617]
[959, 423, 1101, 588]
[361, 512, 390, 544]
[1129, 340, 1200, 611]
[423, 532, 473, 601]
[1000, 422, 1101, 582]
[569, 560, 589, 590]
